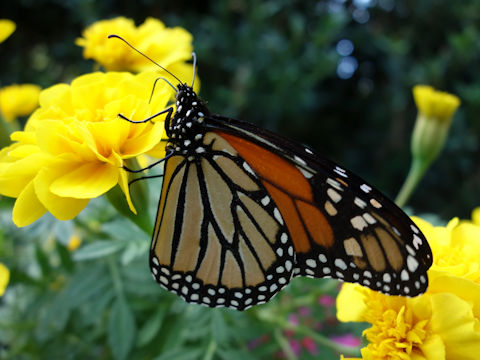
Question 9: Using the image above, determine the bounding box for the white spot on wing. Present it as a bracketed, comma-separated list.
[407, 255, 419, 272]
[327, 188, 342, 203]
[351, 215, 368, 231]
[274, 208, 284, 225]
[360, 184, 372, 193]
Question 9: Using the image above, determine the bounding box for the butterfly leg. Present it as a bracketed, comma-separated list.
[123, 150, 175, 174]
[118, 106, 174, 125]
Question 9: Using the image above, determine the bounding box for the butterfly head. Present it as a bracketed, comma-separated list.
[165, 84, 210, 153]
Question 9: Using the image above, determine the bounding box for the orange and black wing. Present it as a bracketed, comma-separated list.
[205, 115, 432, 296]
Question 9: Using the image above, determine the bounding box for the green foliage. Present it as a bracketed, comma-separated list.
[0, 0, 479, 359]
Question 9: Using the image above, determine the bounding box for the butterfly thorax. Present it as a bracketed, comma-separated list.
[166, 84, 210, 155]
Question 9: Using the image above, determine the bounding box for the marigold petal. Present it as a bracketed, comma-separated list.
[418, 334, 445, 360]
[50, 161, 119, 198]
[336, 283, 367, 322]
[122, 122, 164, 157]
[0, 152, 49, 197]
[12, 180, 47, 227]
[37, 83, 73, 114]
[428, 271, 480, 318]
[34, 165, 90, 220]
[10, 130, 36, 144]
[117, 160, 137, 214]
[429, 293, 480, 358]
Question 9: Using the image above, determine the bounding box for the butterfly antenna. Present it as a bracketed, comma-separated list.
[108, 34, 183, 85]
[191, 52, 197, 88]
[149, 77, 178, 103]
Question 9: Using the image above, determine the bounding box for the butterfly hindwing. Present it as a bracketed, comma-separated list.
[150, 132, 295, 310]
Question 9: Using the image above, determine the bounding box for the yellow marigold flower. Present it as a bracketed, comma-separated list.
[0, 71, 171, 227]
[67, 233, 82, 251]
[76, 17, 198, 89]
[0, 262, 10, 296]
[0, 84, 41, 122]
[0, 19, 15, 43]
[337, 212, 480, 359]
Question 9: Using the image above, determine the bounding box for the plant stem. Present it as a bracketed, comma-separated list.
[395, 158, 429, 208]
[273, 328, 298, 360]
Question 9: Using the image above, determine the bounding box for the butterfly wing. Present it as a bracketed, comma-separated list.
[150, 132, 295, 310]
[204, 115, 433, 296]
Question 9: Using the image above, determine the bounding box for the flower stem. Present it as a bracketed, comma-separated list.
[202, 337, 217, 360]
[395, 158, 429, 208]
[274, 328, 298, 360]
[255, 307, 361, 357]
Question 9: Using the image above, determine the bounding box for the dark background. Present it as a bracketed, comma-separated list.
[1, 0, 479, 219]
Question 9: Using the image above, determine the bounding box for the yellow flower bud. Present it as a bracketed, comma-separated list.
[395, 85, 460, 207]
[0, 19, 15, 43]
[0, 262, 10, 296]
[0, 84, 41, 122]
[67, 233, 82, 251]
[411, 85, 460, 164]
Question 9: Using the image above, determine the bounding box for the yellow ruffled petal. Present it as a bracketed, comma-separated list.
[122, 122, 164, 157]
[0, 152, 49, 197]
[419, 334, 445, 360]
[34, 163, 90, 220]
[12, 180, 47, 227]
[336, 283, 367, 322]
[50, 161, 119, 199]
[117, 156, 137, 214]
[430, 293, 480, 358]
[428, 271, 480, 318]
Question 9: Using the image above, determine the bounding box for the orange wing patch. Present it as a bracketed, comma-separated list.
[217, 131, 334, 252]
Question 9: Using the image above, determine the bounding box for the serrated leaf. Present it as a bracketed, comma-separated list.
[108, 297, 136, 360]
[73, 240, 128, 261]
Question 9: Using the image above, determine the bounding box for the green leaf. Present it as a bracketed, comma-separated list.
[154, 348, 204, 360]
[56, 241, 74, 272]
[137, 304, 167, 347]
[64, 265, 111, 308]
[73, 240, 128, 261]
[211, 311, 229, 343]
[35, 244, 52, 277]
[108, 297, 136, 360]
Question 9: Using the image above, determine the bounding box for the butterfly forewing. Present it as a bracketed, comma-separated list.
[150, 132, 295, 310]
[205, 115, 432, 296]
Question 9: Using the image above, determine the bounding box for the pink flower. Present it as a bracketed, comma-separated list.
[318, 294, 336, 307]
[301, 336, 318, 355]
[330, 333, 362, 347]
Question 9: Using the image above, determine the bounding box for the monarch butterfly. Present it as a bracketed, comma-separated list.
[110, 35, 433, 311]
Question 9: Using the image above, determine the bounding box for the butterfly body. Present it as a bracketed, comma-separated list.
[148, 83, 432, 310]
